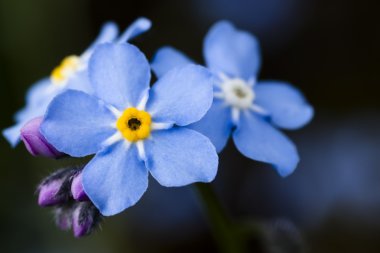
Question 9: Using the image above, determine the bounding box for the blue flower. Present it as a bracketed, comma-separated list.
[40, 43, 218, 216]
[3, 17, 152, 147]
[151, 21, 313, 176]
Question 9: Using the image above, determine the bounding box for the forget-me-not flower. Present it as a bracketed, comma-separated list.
[3, 18, 151, 147]
[40, 43, 218, 216]
[151, 21, 313, 176]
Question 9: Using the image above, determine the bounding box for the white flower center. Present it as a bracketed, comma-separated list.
[214, 74, 268, 124]
[220, 78, 254, 109]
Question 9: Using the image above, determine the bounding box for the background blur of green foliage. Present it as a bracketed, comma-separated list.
[0, 0, 380, 252]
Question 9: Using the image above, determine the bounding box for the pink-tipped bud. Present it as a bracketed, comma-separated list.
[71, 172, 89, 201]
[72, 203, 101, 238]
[37, 168, 78, 207]
[38, 179, 65, 206]
[20, 117, 65, 158]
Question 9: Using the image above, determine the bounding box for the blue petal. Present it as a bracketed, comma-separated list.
[14, 104, 43, 124]
[151, 46, 194, 78]
[7, 91, 54, 147]
[188, 99, 233, 153]
[145, 127, 218, 187]
[25, 78, 51, 109]
[255, 81, 314, 129]
[40, 90, 116, 157]
[19, 91, 58, 123]
[66, 70, 93, 94]
[232, 112, 299, 177]
[117, 17, 152, 43]
[13, 102, 47, 127]
[21, 79, 64, 123]
[2, 123, 22, 147]
[82, 21, 119, 57]
[89, 43, 151, 109]
[203, 21, 261, 80]
[83, 143, 148, 216]
[21, 74, 93, 123]
[146, 64, 213, 126]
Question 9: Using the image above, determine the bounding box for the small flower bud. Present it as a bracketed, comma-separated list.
[20, 117, 65, 158]
[37, 168, 79, 206]
[71, 172, 89, 201]
[72, 202, 102, 238]
[54, 206, 73, 231]
[38, 178, 65, 206]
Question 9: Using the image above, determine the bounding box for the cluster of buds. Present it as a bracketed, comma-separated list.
[37, 167, 102, 237]
[21, 117, 102, 237]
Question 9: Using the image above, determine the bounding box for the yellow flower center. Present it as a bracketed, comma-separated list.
[116, 108, 152, 142]
[50, 55, 81, 85]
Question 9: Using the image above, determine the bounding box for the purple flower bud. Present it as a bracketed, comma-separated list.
[37, 168, 79, 206]
[72, 203, 101, 238]
[38, 178, 65, 206]
[54, 207, 73, 231]
[20, 117, 65, 158]
[71, 172, 89, 201]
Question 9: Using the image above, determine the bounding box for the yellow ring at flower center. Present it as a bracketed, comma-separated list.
[51, 55, 81, 85]
[116, 107, 152, 142]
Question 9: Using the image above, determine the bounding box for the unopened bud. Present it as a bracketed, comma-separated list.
[37, 168, 78, 206]
[72, 202, 102, 238]
[54, 206, 73, 231]
[38, 178, 65, 206]
[71, 172, 89, 201]
[20, 117, 65, 158]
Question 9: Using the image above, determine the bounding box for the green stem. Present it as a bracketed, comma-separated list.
[195, 183, 245, 253]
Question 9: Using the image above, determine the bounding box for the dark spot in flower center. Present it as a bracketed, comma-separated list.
[127, 118, 141, 131]
[234, 88, 246, 98]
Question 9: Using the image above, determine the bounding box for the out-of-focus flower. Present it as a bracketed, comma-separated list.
[3, 17, 151, 147]
[41, 43, 218, 216]
[151, 21, 313, 176]
[20, 117, 64, 158]
[54, 205, 73, 231]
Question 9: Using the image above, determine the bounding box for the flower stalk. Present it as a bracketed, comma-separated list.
[195, 183, 245, 253]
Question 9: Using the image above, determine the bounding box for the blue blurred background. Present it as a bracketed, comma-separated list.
[1, 0, 379, 252]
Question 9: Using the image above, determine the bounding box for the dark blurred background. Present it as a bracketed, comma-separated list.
[0, 0, 379, 252]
